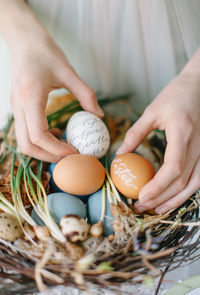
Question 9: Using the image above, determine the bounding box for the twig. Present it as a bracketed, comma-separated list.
[160, 220, 200, 227]
[143, 247, 177, 260]
[142, 257, 161, 275]
[35, 245, 54, 291]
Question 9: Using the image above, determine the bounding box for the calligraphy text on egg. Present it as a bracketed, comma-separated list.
[70, 116, 100, 131]
[113, 159, 138, 189]
[70, 132, 109, 154]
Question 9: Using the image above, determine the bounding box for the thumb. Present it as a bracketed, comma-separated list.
[116, 107, 155, 155]
[62, 65, 104, 118]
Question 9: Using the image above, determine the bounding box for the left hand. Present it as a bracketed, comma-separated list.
[117, 71, 200, 214]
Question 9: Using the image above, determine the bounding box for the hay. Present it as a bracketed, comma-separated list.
[0, 99, 199, 294]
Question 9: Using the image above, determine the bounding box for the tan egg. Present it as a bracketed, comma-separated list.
[110, 153, 155, 199]
[53, 154, 105, 195]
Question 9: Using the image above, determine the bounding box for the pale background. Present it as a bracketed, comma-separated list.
[1, 0, 200, 128]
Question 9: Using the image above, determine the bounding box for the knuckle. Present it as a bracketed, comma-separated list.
[143, 105, 154, 118]
[180, 116, 194, 141]
[170, 161, 183, 178]
[176, 176, 186, 191]
[30, 133, 42, 145]
[30, 129, 48, 145]
[18, 141, 31, 155]
[145, 200, 157, 208]
[192, 175, 200, 190]
[15, 81, 33, 106]
[154, 183, 162, 193]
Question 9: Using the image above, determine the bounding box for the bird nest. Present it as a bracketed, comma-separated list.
[0, 95, 200, 294]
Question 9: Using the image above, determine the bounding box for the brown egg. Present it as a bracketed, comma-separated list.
[53, 154, 105, 195]
[110, 153, 155, 199]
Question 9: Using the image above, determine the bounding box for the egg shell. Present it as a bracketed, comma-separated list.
[87, 190, 127, 236]
[31, 192, 87, 226]
[66, 111, 110, 159]
[48, 163, 89, 202]
[87, 189, 114, 236]
[110, 153, 155, 199]
[53, 154, 105, 196]
[109, 151, 141, 166]
[0, 212, 23, 242]
[48, 163, 63, 193]
[62, 131, 67, 140]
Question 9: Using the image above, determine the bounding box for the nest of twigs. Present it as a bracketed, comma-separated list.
[0, 95, 200, 295]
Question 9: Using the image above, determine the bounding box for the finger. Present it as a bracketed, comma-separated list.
[116, 107, 155, 155]
[60, 65, 104, 117]
[13, 105, 61, 162]
[155, 157, 200, 214]
[135, 139, 199, 212]
[138, 121, 189, 203]
[23, 91, 77, 158]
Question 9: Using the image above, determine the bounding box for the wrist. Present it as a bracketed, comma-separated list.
[0, 0, 50, 50]
[180, 48, 200, 80]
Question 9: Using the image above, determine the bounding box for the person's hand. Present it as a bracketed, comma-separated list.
[11, 35, 103, 163]
[117, 72, 200, 214]
[0, 0, 103, 163]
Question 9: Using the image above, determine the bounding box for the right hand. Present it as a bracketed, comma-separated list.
[10, 31, 103, 163]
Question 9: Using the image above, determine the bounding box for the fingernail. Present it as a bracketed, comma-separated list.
[134, 202, 146, 212]
[156, 207, 169, 215]
[96, 106, 104, 118]
[135, 206, 146, 213]
[116, 144, 125, 155]
[67, 143, 78, 154]
[134, 201, 140, 208]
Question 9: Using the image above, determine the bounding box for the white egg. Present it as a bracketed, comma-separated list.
[66, 111, 110, 159]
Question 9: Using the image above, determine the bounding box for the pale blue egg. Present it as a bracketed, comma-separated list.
[87, 190, 128, 236]
[87, 190, 112, 236]
[48, 163, 62, 193]
[48, 163, 89, 202]
[62, 131, 67, 140]
[32, 192, 87, 226]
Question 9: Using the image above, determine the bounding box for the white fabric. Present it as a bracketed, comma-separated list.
[27, 0, 200, 107]
[0, 0, 200, 128]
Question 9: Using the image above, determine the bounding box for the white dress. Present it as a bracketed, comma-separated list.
[0, 0, 200, 128]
